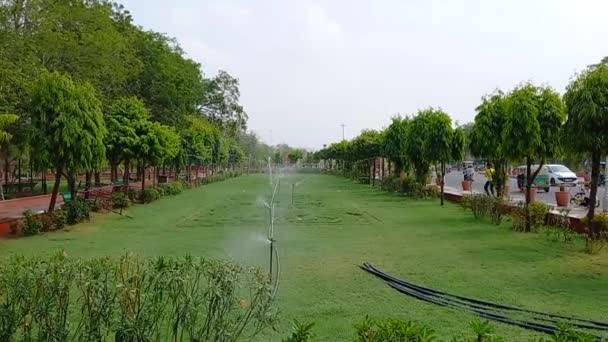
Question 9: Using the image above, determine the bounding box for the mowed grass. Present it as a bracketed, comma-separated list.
[1, 174, 607, 340]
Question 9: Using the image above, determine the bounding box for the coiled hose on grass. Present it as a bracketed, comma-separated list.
[361, 263, 607, 339]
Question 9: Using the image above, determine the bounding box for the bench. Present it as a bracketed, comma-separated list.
[60, 191, 72, 203]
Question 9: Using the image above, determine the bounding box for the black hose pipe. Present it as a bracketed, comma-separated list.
[362, 263, 608, 329]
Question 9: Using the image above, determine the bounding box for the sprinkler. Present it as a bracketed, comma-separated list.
[264, 174, 281, 297]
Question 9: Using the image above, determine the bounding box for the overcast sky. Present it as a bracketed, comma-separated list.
[121, 0, 608, 149]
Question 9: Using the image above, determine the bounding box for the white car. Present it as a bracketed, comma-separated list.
[546, 164, 578, 186]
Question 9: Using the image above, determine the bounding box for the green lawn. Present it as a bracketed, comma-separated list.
[1, 174, 607, 340]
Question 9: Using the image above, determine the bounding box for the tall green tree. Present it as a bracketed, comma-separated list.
[351, 130, 382, 185]
[422, 109, 454, 206]
[382, 116, 410, 177]
[30, 72, 107, 211]
[200, 70, 248, 134]
[502, 84, 565, 231]
[406, 111, 432, 184]
[469, 91, 509, 196]
[105, 97, 150, 184]
[0, 113, 17, 200]
[563, 64, 608, 238]
[287, 149, 304, 164]
[128, 30, 204, 125]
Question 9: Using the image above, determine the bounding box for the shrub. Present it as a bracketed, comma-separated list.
[463, 193, 490, 219]
[0, 253, 276, 341]
[354, 317, 437, 341]
[380, 176, 401, 192]
[90, 199, 104, 212]
[155, 186, 166, 197]
[142, 187, 160, 203]
[581, 212, 608, 254]
[529, 201, 550, 230]
[63, 198, 92, 225]
[544, 208, 577, 243]
[127, 187, 138, 201]
[22, 209, 42, 236]
[112, 193, 130, 209]
[510, 202, 527, 232]
[40, 210, 67, 231]
[282, 320, 315, 342]
[52, 210, 67, 230]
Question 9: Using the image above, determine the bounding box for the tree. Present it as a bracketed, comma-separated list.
[406, 111, 432, 184]
[128, 29, 204, 125]
[0, 113, 17, 200]
[30, 72, 107, 211]
[180, 116, 216, 180]
[351, 130, 382, 185]
[287, 149, 304, 164]
[422, 109, 454, 206]
[106, 97, 150, 184]
[451, 127, 465, 167]
[563, 64, 608, 238]
[382, 116, 410, 177]
[502, 83, 565, 231]
[469, 91, 509, 196]
[200, 70, 248, 134]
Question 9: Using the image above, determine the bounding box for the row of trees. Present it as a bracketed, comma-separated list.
[317, 109, 465, 206]
[317, 62, 608, 237]
[0, 0, 274, 210]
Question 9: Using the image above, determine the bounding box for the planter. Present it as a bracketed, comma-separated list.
[462, 180, 472, 191]
[555, 191, 570, 207]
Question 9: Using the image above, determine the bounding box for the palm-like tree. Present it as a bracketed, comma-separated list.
[0, 114, 18, 200]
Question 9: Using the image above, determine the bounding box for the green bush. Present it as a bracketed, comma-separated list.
[511, 201, 551, 232]
[354, 317, 437, 341]
[127, 187, 138, 201]
[112, 193, 130, 209]
[282, 320, 315, 342]
[22, 209, 42, 236]
[63, 198, 92, 225]
[0, 253, 276, 341]
[40, 210, 67, 231]
[142, 187, 160, 203]
[529, 201, 550, 230]
[155, 186, 166, 197]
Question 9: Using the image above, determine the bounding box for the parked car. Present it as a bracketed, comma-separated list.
[545, 164, 577, 186]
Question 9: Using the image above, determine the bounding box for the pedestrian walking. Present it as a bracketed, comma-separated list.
[484, 163, 495, 196]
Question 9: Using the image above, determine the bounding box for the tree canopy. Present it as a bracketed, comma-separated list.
[30, 71, 107, 210]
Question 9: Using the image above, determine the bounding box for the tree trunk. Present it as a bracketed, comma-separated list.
[141, 166, 146, 203]
[440, 161, 445, 206]
[587, 150, 601, 238]
[372, 159, 376, 186]
[0, 174, 5, 201]
[48, 167, 62, 212]
[17, 158, 21, 192]
[525, 158, 532, 232]
[94, 171, 101, 186]
[4, 155, 9, 188]
[123, 160, 130, 186]
[85, 171, 92, 199]
[68, 173, 77, 200]
[42, 170, 47, 194]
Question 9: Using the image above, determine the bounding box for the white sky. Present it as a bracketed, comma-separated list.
[121, 0, 608, 149]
